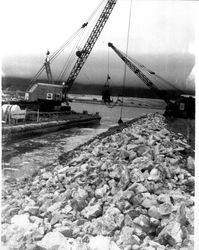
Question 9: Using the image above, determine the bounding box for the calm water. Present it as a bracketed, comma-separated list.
[3, 100, 194, 179]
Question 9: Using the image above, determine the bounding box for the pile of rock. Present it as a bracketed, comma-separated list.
[1, 113, 195, 250]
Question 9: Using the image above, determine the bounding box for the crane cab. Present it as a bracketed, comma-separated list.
[165, 95, 195, 119]
[25, 82, 71, 112]
[25, 82, 63, 102]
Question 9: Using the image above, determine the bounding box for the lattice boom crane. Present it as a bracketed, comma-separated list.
[108, 42, 195, 119]
[63, 0, 117, 99]
[108, 42, 171, 104]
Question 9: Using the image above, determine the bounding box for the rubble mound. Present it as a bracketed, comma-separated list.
[1, 113, 194, 250]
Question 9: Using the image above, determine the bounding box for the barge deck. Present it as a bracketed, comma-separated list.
[2, 112, 101, 142]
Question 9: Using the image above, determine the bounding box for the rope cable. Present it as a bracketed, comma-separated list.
[50, 28, 82, 63]
[85, 0, 106, 23]
[58, 32, 85, 80]
[104, 46, 116, 108]
[108, 45, 110, 79]
[51, 0, 105, 64]
[56, 0, 106, 83]
[28, 0, 106, 88]
[127, 55, 182, 91]
[71, 0, 105, 52]
[119, 0, 133, 121]
[104, 44, 126, 109]
[57, 28, 86, 82]
[28, 27, 83, 87]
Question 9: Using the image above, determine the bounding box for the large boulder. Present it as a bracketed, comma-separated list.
[128, 183, 148, 194]
[71, 188, 89, 211]
[88, 236, 121, 250]
[129, 168, 145, 183]
[37, 231, 71, 249]
[133, 215, 151, 233]
[95, 185, 109, 199]
[81, 203, 103, 220]
[2, 214, 45, 250]
[117, 226, 141, 247]
[157, 221, 183, 246]
[89, 207, 124, 236]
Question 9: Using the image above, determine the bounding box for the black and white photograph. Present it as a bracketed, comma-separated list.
[1, 0, 198, 249]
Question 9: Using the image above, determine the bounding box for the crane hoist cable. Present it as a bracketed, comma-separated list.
[104, 45, 111, 87]
[57, 29, 88, 83]
[85, 0, 106, 23]
[50, 29, 82, 62]
[103, 47, 121, 109]
[106, 45, 111, 86]
[77, 0, 107, 51]
[58, 1, 107, 83]
[28, 0, 106, 88]
[63, 0, 118, 97]
[102, 46, 112, 106]
[27, 27, 84, 89]
[56, 0, 108, 83]
[118, 0, 133, 124]
[127, 55, 183, 93]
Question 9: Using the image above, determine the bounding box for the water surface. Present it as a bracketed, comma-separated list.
[5, 100, 193, 180]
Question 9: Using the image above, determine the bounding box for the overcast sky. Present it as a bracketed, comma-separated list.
[1, 0, 198, 91]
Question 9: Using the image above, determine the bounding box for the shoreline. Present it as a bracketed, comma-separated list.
[71, 98, 165, 110]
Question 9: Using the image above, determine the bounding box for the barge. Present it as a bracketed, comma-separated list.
[2, 109, 101, 142]
[2, 74, 101, 142]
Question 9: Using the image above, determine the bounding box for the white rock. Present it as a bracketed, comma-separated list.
[187, 156, 194, 170]
[11, 213, 30, 227]
[133, 215, 150, 232]
[88, 235, 121, 250]
[159, 203, 173, 215]
[61, 205, 72, 214]
[148, 168, 161, 182]
[128, 183, 148, 194]
[130, 168, 145, 182]
[57, 166, 69, 173]
[117, 226, 140, 246]
[47, 201, 62, 213]
[42, 172, 52, 180]
[80, 163, 88, 172]
[142, 196, 158, 208]
[91, 207, 124, 236]
[72, 187, 88, 200]
[37, 231, 71, 249]
[95, 185, 108, 198]
[24, 205, 39, 216]
[157, 194, 171, 204]
[158, 221, 183, 246]
[81, 203, 102, 219]
[148, 206, 161, 219]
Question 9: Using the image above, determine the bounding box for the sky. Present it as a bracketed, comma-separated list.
[1, 0, 198, 92]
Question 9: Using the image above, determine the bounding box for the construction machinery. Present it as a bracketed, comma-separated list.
[108, 42, 195, 119]
[24, 51, 66, 111]
[44, 50, 53, 85]
[62, 0, 117, 100]
[24, 0, 117, 111]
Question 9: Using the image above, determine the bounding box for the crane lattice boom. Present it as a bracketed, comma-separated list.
[44, 50, 53, 84]
[108, 42, 171, 104]
[63, 0, 117, 98]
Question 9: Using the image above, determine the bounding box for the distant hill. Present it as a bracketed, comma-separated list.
[2, 76, 193, 99]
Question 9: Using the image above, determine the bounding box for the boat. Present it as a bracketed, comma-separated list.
[2, 102, 101, 142]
